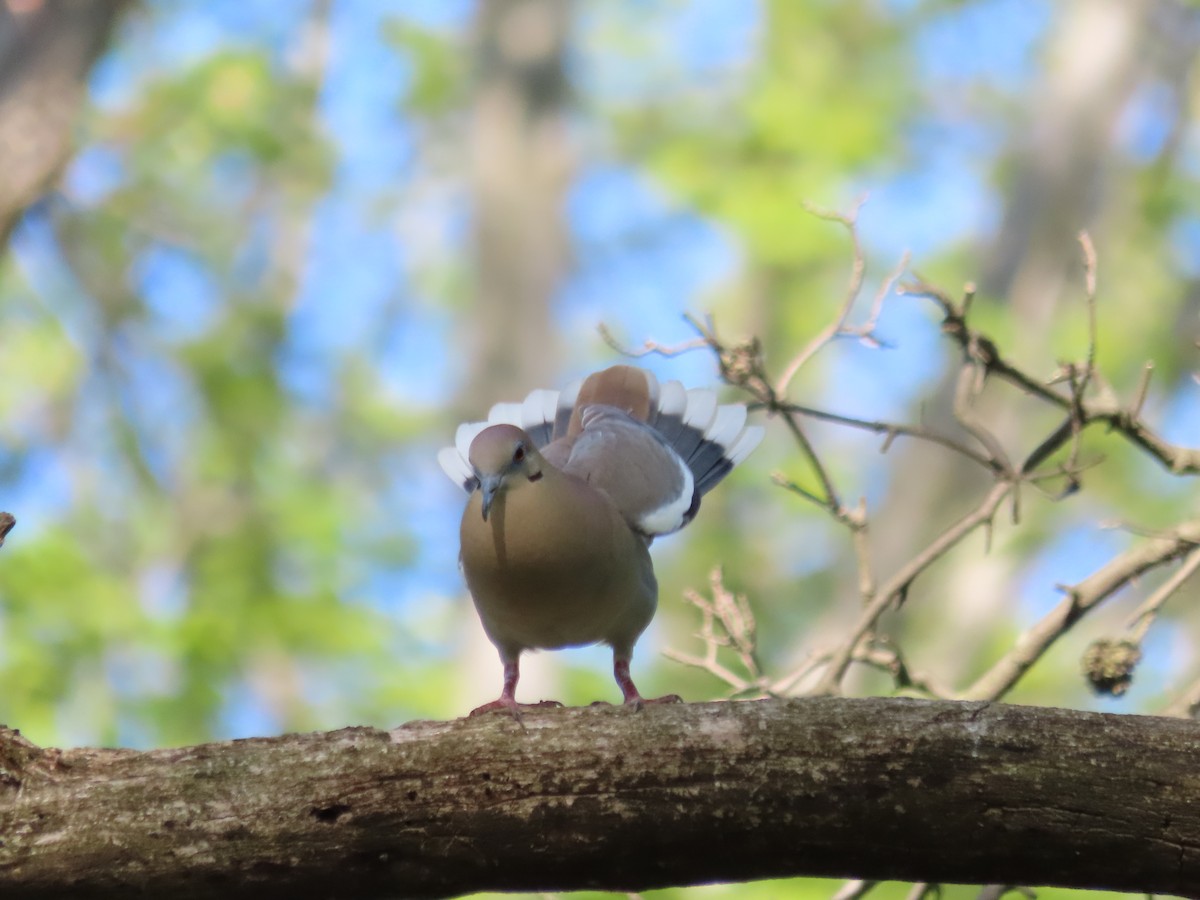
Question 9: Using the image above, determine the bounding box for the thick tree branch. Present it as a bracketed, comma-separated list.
[2, 698, 1198, 899]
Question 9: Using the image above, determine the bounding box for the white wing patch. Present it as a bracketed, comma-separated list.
[635, 443, 695, 535]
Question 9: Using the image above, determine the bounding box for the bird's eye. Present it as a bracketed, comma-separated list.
[513, 443, 526, 463]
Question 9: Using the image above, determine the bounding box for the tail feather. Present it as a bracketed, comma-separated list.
[437, 365, 763, 497]
[520, 388, 559, 447]
[552, 379, 581, 441]
[702, 404, 747, 455]
[725, 425, 765, 468]
[485, 401, 524, 427]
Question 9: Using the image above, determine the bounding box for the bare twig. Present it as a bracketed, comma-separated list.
[1130, 362, 1154, 419]
[952, 359, 1015, 477]
[598, 322, 710, 359]
[653, 225, 1199, 724]
[665, 568, 765, 696]
[813, 481, 1015, 696]
[776, 402, 999, 473]
[769, 650, 830, 697]
[776, 197, 906, 396]
[848, 498, 876, 603]
[778, 410, 842, 512]
[960, 520, 1200, 701]
[864, 251, 910, 341]
[771, 472, 831, 512]
[1076, 230, 1099, 400]
[1125, 546, 1200, 644]
[1163, 673, 1200, 719]
[851, 639, 952, 699]
[902, 278, 1200, 476]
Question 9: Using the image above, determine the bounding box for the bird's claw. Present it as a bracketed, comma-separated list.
[622, 693, 683, 711]
[468, 697, 563, 719]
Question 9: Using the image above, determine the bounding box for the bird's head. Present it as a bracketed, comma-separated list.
[468, 424, 544, 521]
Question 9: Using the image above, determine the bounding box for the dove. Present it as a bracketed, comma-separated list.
[438, 365, 763, 716]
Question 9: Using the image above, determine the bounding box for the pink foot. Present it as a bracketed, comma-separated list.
[613, 658, 682, 710]
[467, 658, 561, 721]
[622, 692, 683, 711]
[468, 697, 562, 718]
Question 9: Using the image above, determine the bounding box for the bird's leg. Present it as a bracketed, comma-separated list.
[614, 658, 682, 710]
[469, 656, 563, 719]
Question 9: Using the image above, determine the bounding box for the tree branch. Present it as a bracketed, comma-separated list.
[3, 698, 1199, 899]
[961, 518, 1200, 701]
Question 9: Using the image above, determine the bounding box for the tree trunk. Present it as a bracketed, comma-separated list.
[0, 0, 130, 248]
[2, 697, 1197, 898]
[463, 0, 572, 408]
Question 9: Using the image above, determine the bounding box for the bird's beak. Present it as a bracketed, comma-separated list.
[479, 474, 503, 521]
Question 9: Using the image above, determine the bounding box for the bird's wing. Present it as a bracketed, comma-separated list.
[562, 404, 697, 537]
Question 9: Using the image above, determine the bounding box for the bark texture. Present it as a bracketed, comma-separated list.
[1, 698, 1197, 899]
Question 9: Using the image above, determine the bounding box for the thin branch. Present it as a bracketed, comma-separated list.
[788, 197, 870, 381]
[813, 481, 1015, 696]
[901, 279, 1200, 475]
[665, 568, 765, 696]
[776, 197, 905, 396]
[771, 472, 832, 512]
[1131, 362, 1154, 419]
[952, 359, 1015, 477]
[597, 321, 710, 359]
[1076, 229, 1099, 401]
[779, 409, 842, 512]
[1163, 672, 1200, 719]
[848, 497, 876, 604]
[775, 402, 999, 473]
[960, 519, 1200, 701]
[863, 250, 910, 341]
[769, 650, 830, 697]
[1125, 546, 1200, 644]
[851, 639, 953, 699]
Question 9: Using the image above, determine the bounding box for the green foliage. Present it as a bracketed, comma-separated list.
[385, 20, 468, 115]
[0, 30, 428, 747]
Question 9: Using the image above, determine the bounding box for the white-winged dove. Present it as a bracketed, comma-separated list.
[438, 365, 763, 716]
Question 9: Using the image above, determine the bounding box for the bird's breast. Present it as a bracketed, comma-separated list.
[458, 476, 656, 651]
